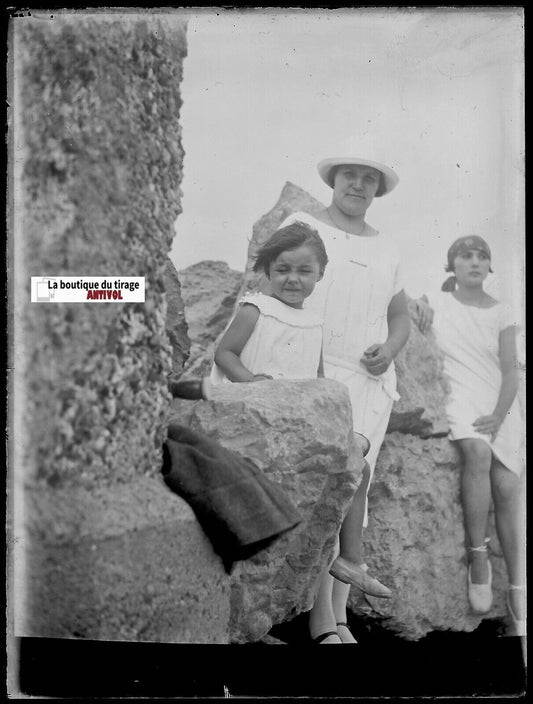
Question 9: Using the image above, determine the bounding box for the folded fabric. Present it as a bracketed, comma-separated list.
[162, 423, 302, 571]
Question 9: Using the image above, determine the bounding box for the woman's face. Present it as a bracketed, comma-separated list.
[331, 165, 381, 217]
[452, 249, 491, 286]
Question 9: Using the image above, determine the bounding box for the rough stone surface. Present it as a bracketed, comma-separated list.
[239, 181, 324, 298]
[21, 478, 230, 643]
[170, 379, 364, 643]
[13, 13, 230, 644]
[388, 300, 450, 437]
[15, 13, 187, 486]
[165, 258, 190, 373]
[177, 260, 243, 377]
[351, 433, 511, 639]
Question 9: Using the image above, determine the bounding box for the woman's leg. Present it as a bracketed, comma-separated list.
[331, 580, 357, 643]
[308, 568, 342, 643]
[457, 438, 492, 583]
[310, 462, 371, 642]
[490, 459, 525, 620]
[337, 462, 371, 564]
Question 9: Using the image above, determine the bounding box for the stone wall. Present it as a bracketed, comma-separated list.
[11, 12, 230, 643]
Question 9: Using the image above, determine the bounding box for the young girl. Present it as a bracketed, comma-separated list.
[416, 236, 525, 637]
[212, 222, 369, 644]
[211, 221, 328, 385]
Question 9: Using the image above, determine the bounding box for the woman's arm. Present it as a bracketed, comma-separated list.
[361, 290, 410, 375]
[214, 304, 265, 382]
[472, 325, 519, 441]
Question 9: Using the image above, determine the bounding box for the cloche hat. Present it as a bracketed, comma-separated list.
[446, 235, 493, 273]
[317, 136, 399, 197]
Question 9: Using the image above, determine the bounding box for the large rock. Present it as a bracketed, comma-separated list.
[238, 182, 324, 297]
[177, 260, 242, 377]
[165, 258, 190, 373]
[22, 478, 230, 643]
[351, 433, 509, 639]
[170, 379, 364, 643]
[12, 12, 230, 643]
[388, 301, 450, 436]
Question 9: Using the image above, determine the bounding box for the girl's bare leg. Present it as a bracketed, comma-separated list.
[490, 460, 525, 620]
[308, 569, 342, 643]
[332, 580, 357, 642]
[457, 439, 492, 583]
[337, 463, 371, 564]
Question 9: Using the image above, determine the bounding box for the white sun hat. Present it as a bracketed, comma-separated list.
[317, 135, 400, 197]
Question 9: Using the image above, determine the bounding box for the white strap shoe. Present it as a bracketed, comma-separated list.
[467, 541, 492, 614]
[507, 585, 526, 637]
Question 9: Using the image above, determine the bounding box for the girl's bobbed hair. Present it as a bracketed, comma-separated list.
[252, 221, 329, 276]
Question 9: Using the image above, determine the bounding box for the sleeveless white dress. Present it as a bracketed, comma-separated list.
[210, 292, 324, 384]
[431, 291, 523, 476]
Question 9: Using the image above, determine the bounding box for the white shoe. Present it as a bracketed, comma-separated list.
[329, 557, 392, 598]
[507, 585, 526, 637]
[467, 561, 493, 614]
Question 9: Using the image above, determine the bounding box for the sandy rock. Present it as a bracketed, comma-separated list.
[177, 260, 243, 377]
[170, 379, 364, 643]
[238, 182, 324, 297]
[388, 300, 450, 437]
[12, 14, 232, 644]
[165, 258, 190, 373]
[21, 477, 230, 643]
[349, 433, 511, 639]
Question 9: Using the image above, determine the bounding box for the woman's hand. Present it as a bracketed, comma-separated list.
[360, 343, 393, 376]
[414, 295, 434, 333]
[472, 414, 503, 442]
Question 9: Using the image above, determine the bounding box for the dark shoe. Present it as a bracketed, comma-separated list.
[336, 622, 358, 644]
[329, 557, 392, 598]
[312, 631, 342, 644]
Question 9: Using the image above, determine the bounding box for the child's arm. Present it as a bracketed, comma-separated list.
[214, 304, 269, 382]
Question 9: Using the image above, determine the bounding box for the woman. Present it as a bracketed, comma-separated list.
[416, 236, 525, 636]
[278, 150, 410, 643]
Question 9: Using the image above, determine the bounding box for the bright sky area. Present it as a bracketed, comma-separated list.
[169, 8, 524, 316]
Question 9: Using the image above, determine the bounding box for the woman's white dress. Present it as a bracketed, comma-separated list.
[279, 211, 405, 477]
[431, 291, 523, 476]
[210, 292, 323, 384]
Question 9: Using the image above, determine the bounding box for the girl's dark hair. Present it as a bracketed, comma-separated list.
[252, 221, 329, 275]
[441, 275, 457, 292]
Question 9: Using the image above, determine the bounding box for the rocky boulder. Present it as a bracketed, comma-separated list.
[165, 258, 190, 373]
[177, 260, 242, 377]
[352, 432, 510, 639]
[170, 379, 364, 643]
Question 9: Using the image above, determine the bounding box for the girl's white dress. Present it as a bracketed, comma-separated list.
[431, 291, 523, 476]
[210, 292, 323, 384]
